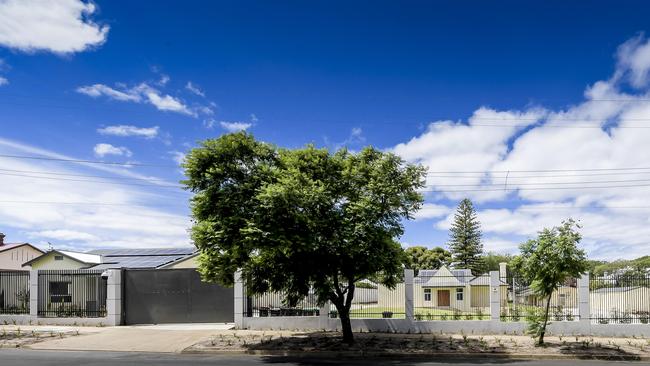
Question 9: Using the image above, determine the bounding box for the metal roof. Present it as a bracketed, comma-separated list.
[87, 247, 195, 257]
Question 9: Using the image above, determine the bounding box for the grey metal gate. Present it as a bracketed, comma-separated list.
[123, 269, 233, 324]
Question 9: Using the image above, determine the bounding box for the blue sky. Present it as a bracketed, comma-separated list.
[1, 1, 650, 259]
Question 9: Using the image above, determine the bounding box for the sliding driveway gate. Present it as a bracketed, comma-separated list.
[123, 269, 233, 324]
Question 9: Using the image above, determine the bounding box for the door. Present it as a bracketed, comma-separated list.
[437, 290, 450, 307]
[124, 269, 234, 324]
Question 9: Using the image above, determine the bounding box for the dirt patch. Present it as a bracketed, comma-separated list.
[187, 330, 650, 359]
[0, 327, 80, 348]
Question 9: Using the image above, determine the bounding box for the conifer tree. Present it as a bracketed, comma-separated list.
[448, 198, 484, 274]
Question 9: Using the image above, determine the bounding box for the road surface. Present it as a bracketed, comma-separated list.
[0, 349, 648, 365]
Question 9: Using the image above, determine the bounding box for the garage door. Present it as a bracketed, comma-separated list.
[123, 268, 234, 324]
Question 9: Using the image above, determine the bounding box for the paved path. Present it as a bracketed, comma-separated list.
[27, 324, 233, 353]
[1, 349, 649, 366]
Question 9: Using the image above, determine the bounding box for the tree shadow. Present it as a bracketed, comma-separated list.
[243, 331, 530, 365]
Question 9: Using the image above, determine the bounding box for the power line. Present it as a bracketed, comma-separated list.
[424, 178, 650, 188]
[0, 167, 173, 182]
[420, 183, 650, 193]
[0, 171, 187, 190]
[425, 166, 650, 174]
[0, 154, 178, 168]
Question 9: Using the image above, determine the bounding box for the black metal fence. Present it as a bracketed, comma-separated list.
[501, 276, 579, 322]
[243, 286, 320, 317]
[37, 270, 107, 318]
[0, 271, 30, 314]
[590, 274, 650, 324]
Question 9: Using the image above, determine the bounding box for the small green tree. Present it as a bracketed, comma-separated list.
[448, 198, 484, 274]
[404, 246, 451, 275]
[183, 132, 426, 344]
[511, 219, 588, 346]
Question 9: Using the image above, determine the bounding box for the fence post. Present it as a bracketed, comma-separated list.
[578, 273, 590, 328]
[489, 270, 500, 321]
[319, 301, 331, 330]
[404, 268, 414, 323]
[29, 270, 38, 318]
[106, 269, 122, 326]
[234, 270, 244, 329]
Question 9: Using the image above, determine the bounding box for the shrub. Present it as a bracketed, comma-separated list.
[453, 309, 462, 320]
[382, 311, 393, 319]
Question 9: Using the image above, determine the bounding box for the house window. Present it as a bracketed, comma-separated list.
[54, 255, 64, 261]
[456, 288, 464, 301]
[424, 288, 432, 301]
[49, 282, 72, 303]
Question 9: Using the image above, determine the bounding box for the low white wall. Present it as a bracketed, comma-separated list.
[242, 317, 650, 338]
[0, 314, 110, 326]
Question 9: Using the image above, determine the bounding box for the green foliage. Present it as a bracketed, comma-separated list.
[404, 246, 451, 275]
[511, 219, 588, 345]
[448, 198, 484, 274]
[590, 256, 650, 276]
[183, 132, 426, 343]
[480, 252, 514, 274]
[525, 307, 545, 340]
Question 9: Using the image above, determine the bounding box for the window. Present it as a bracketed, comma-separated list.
[54, 255, 64, 261]
[456, 288, 464, 301]
[424, 288, 432, 301]
[49, 282, 71, 303]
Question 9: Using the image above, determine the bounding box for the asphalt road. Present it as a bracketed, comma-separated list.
[0, 350, 649, 366]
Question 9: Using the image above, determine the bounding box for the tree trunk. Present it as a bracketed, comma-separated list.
[539, 294, 552, 346]
[339, 307, 354, 344]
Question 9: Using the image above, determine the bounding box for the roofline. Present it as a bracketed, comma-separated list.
[0, 243, 44, 255]
[22, 250, 96, 267]
[158, 251, 199, 269]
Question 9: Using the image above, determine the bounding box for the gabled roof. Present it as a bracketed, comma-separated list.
[415, 266, 475, 287]
[0, 243, 43, 254]
[22, 250, 101, 267]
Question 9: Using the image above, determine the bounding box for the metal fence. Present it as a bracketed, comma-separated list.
[590, 274, 650, 324]
[37, 270, 107, 318]
[501, 276, 579, 322]
[0, 271, 30, 314]
[353, 281, 402, 319]
[412, 272, 489, 320]
[243, 286, 320, 317]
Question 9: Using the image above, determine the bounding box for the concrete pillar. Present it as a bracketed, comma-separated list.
[106, 269, 122, 326]
[404, 268, 414, 321]
[29, 270, 38, 317]
[499, 262, 507, 279]
[319, 301, 330, 330]
[234, 270, 244, 329]
[489, 270, 500, 321]
[577, 273, 590, 325]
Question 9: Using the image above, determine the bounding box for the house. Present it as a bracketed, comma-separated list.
[378, 265, 508, 313]
[590, 286, 650, 315]
[22, 250, 101, 270]
[0, 233, 43, 271]
[159, 251, 199, 269]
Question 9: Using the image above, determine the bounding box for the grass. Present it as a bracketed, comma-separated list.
[347, 306, 488, 319]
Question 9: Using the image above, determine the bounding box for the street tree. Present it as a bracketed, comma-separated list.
[183, 132, 426, 344]
[448, 198, 484, 274]
[511, 219, 588, 345]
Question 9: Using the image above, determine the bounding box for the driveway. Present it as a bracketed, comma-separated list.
[26, 323, 234, 353]
[1, 349, 649, 366]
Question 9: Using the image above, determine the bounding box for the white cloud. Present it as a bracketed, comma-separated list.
[97, 125, 159, 139]
[77, 84, 141, 102]
[220, 121, 252, 132]
[413, 203, 451, 220]
[93, 143, 132, 158]
[185, 81, 205, 97]
[169, 151, 186, 165]
[394, 35, 650, 259]
[0, 137, 190, 250]
[77, 82, 196, 116]
[0, 76, 7, 86]
[0, 0, 108, 54]
[30, 229, 99, 242]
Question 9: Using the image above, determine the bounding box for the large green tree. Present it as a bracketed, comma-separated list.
[404, 246, 451, 275]
[183, 132, 426, 343]
[511, 219, 588, 346]
[448, 198, 484, 274]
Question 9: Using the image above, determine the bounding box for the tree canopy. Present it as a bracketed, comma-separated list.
[511, 219, 588, 345]
[448, 198, 484, 274]
[183, 132, 426, 343]
[404, 246, 451, 275]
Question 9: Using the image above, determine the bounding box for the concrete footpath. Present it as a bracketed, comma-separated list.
[25, 324, 234, 353]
